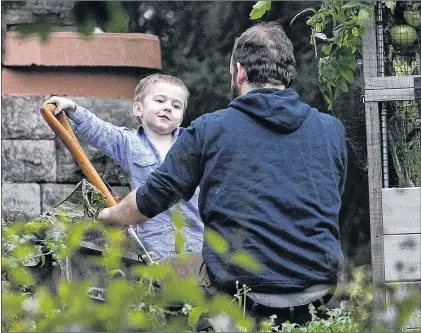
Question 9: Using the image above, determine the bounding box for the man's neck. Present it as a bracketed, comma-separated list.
[241, 83, 285, 95]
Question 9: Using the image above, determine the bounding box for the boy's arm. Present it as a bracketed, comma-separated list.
[99, 118, 205, 226]
[44, 96, 129, 166]
[70, 106, 130, 166]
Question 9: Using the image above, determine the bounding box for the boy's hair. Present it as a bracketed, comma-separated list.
[134, 74, 189, 110]
[231, 21, 296, 88]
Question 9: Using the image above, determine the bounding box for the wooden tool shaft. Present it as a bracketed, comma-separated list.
[40, 104, 117, 207]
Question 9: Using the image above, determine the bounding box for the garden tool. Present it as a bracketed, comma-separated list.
[40, 104, 155, 265]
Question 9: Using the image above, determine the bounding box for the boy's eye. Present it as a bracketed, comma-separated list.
[156, 99, 164, 103]
[173, 104, 182, 110]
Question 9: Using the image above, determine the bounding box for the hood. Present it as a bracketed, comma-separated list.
[229, 88, 310, 133]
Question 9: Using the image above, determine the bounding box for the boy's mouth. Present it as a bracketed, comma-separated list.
[158, 115, 171, 121]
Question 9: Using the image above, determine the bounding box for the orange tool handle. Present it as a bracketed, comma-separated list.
[40, 104, 118, 207]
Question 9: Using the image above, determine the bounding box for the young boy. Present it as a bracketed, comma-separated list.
[43, 74, 203, 259]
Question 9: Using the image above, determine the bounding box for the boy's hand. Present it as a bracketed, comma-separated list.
[43, 96, 77, 116]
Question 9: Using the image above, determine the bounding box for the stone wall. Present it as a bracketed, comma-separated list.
[1, 2, 162, 224]
[3, 1, 75, 31]
[1, 95, 136, 223]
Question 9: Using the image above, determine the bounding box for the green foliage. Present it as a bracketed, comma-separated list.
[251, 0, 375, 110]
[204, 228, 228, 254]
[2, 182, 420, 332]
[292, 0, 374, 110]
[250, 0, 272, 20]
[3, 212, 421, 331]
[16, 20, 53, 43]
[73, 2, 128, 34]
[204, 229, 262, 273]
[230, 251, 262, 273]
[1, 212, 258, 332]
[172, 211, 186, 255]
[2, 1, 129, 41]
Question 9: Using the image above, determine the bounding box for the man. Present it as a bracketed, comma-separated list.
[99, 21, 347, 326]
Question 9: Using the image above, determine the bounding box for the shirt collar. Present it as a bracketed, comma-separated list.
[136, 125, 180, 143]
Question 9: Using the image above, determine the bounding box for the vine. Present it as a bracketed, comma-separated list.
[251, 0, 375, 110]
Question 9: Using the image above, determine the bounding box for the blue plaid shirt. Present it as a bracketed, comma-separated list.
[70, 106, 204, 258]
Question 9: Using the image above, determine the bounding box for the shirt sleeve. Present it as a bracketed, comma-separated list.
[69, 106, 129, 166]
[136, 118, 204, 218]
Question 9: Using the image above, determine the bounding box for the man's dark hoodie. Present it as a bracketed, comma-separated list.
[136, 88, 347, 294]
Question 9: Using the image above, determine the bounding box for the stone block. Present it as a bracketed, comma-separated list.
[91, 98, 138, 129]
[2, 140, 57, 182]
[4, 9, 35, 25]
[1, 183, 41, 223]
[56, 139, 129, 186]
[1, 95, 56, 139]
[69, 96, 94, 111]
[24, 1, 75, 15]
[41, 183, 78, 213]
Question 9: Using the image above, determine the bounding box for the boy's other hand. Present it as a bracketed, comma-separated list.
[43, 96, 77, 116]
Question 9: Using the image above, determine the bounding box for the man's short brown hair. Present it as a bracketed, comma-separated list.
[231, 21, 296, 88]
[134, 74, 190, 110]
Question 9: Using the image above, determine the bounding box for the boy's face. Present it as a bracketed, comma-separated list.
[133, 82, 186, 135]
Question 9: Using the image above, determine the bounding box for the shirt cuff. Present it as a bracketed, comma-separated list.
[136, 185, 162, 219]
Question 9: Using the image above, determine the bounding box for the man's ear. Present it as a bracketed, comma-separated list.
[236, 62, 247, 85]
[132, 101, 142, 118]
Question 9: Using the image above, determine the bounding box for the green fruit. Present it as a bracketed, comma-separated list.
[404, 10, 421, 28]
[390, 25, 417, 47]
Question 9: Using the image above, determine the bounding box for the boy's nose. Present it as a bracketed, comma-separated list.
[163, 102, 172, 112]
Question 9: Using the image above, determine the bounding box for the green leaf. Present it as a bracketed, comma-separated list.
[384, 1, 395, 10]
[250, 0, 271, 20]
[290, 7, 316, 26]
[321, 44, 332, 56]
[357, 8, 370, 28]
[108, 269, 126, 279]
[163, 278, 205, 305]
[172, 211, 185, 231]
[175, 233, 186, 254]
[127, 309, 148, 329]
[315, 33, 329, 41]
[172, 211, 186, 254]
[342, 1, 360, 9]
[338, 78, 349, 92]
[322, 63, 336, 81]
[324, 95, 333, 110]
[230, 251, 262, 273]
[40, 255, 46, 268]
[204, 229, 228, 254]
[341, 67, 355, 83]
[187, 306, 208, 328]
[67, 225, 85, 252]
[38, 288, 55, 315]
[106, 2, 129, 33]
[9, 266, 35, 287]
[134, 264, 176, 282]
[22, 256, 41, 267]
